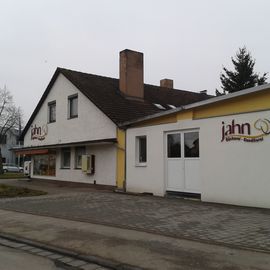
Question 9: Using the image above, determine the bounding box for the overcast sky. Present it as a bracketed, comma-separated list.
[0, 0, 269, 123]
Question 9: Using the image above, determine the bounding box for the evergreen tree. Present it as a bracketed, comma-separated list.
[219, 47, 267, 94]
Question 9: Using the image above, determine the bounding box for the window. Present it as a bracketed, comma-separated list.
[0, 135, 7, 144]
[61, 148, 71, 168]
[184, 132, 199, 158]
[136, 136, 147, 164]
[48, 101, 56, 123]
[68, 94, 78, 118]
[33, 154, 56, 176]
[75, 146, 85, 168]
[167, 133, 181, 158]
[153, 103, 166, 110]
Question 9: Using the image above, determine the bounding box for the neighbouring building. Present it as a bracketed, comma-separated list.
[0, 129, 20, 164]
[122, 84, 270, 208]
[16, 49, 211, 188]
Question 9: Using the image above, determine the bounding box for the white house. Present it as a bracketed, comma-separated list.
[17, 49, 210, 188]
[122, 84, 270, 208]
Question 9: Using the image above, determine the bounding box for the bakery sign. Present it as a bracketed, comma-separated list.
[221, 118, 270, 142]
[31, 124, 48, 140]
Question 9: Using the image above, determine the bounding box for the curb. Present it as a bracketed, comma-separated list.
[0, 232, 143, 270]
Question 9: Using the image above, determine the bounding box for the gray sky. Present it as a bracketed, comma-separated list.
[0, 0, 269, 123]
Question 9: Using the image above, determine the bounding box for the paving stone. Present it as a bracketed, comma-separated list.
[0, 190, 270, 251]
[37, 250, 54, 257]
[28, 248, 44, 253]
[58, 256, 74, 263]
[47, 253, 64, 259]
[68, 259, 88, 267]
[0, 239, 12, 245]
[81, 263, 101, 270]
[3, 242, 25, 248]
[19, 245, 34, 251]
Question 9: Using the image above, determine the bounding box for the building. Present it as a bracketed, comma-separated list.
[0, 129, 20, 164]
[17, 49, 211, 189]
[123, 84, 270, 208]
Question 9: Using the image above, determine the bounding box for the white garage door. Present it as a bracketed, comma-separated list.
[166, 130, 201, 194]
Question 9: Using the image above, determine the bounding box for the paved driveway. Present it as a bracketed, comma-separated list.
[0, 180, 270, 252]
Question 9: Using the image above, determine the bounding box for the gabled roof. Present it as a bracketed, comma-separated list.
[21, 67, 212, 139]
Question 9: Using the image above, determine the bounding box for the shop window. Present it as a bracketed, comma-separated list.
[167, 133, 181, 158]
[184, 132, 199, 158]
[75, 146, 85, 169]
[48, 101, 56, 123]
[68, 94, 78, 119]
[61, 148, 71, 168]
[33, 154, 56, 176]
[136, 136, 147, 164]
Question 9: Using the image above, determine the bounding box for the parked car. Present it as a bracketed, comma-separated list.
[3, 163, 23, 173]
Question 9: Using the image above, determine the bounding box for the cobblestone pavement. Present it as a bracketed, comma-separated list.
[0, 191, 270, 252]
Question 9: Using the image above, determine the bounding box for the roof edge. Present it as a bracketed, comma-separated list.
[20, 68, 62, 140]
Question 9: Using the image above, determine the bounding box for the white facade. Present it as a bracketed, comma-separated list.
[29, 145, 116, 185]
[24, 74, 116, 146]
[23, 74, 117, 186]
[126, 110, 270, 208]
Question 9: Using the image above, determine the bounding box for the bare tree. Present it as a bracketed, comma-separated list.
[0, 86, 22, 174]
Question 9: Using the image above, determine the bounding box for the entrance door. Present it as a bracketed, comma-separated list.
[166, 130, 201, 194]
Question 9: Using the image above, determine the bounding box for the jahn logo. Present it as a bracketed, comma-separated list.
[31, 124, 48, 140]
[221, 118, 270, 142]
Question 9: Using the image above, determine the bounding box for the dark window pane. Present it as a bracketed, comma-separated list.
[184, 132, 199, 158]
[75, 146, 85, 168]
[139, 137, 147, 163]
[48, 102, 56, 123]
[0, 135, 7, 144]
[69, 96, 78, 118]
[167, 133, 181, 158]
[62, 148, 71, 168]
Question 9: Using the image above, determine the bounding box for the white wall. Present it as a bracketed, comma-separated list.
[200, 110, 270, 208]
[24, 74, 116, 147]
[126, 110, 270, 208]
[126, 120, 201, 196]
[31, 144, 117, 186]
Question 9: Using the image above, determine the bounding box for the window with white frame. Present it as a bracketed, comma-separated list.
[48, 101, 56, 123]
[61, 148, 71, 168]
[68, 94, 78, 119]
[136, 136, 147, 164]
[75, 146, 85, 169]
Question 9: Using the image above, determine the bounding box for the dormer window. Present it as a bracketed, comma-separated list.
[68, 94, 78, 119]
[153, 103, 166, 110]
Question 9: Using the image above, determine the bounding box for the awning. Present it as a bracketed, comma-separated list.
[15, 149, 49, 156]
[12, 138, 117, 156]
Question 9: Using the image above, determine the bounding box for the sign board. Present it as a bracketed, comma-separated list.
[221, 118, 270, 142]
[31, 124, 48, 140]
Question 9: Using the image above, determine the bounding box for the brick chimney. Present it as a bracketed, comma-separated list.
[160, 79, 173, 89]
[119, 49, 144, 99]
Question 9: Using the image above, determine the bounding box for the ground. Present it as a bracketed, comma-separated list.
[0, 178, 270, 270]
[0, 245, 64, 270]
